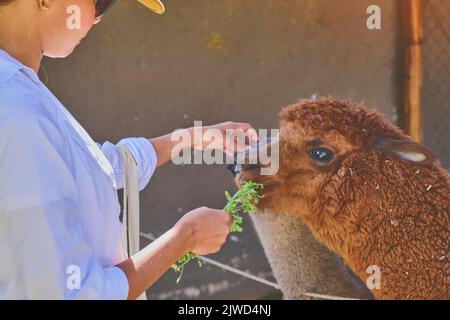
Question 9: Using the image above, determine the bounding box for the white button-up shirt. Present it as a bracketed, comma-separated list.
[0, 49, 158, 299]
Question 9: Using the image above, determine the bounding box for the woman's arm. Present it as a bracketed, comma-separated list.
[150, 122, 258, 167]
[116, 206, 232, 300]
[115, 223, 190, 300]
[149, 132, 186, 168]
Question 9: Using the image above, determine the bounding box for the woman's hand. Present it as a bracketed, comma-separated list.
[117, 206, 232, 299]
[150, 121, 258, 167]
[174, 206, 232, 256]
[196, 122, 259, 157]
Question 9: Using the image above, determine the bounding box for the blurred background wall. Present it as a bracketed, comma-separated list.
[42, 0, 405, 299]
[422, 0, 450, 169]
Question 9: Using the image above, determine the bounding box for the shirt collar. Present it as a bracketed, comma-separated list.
[0, 48, 42, 85]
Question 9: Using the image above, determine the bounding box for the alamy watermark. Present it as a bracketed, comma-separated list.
[64, 4, 382, 31]
[366, 264, 382, 290]
[367, 5, 382, 30]
[170, 121, 280, 176]
[66, 5, 81, 30]
[66, 265, 81, 290]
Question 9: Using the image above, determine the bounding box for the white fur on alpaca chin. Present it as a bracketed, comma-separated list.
[250, 209, 373, 300]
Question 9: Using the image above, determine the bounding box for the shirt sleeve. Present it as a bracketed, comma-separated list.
[0, 110, 129, 300]
[98, 138, 158, 191]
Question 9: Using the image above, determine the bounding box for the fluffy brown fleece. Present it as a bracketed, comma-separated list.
[238, 98, 449, 300]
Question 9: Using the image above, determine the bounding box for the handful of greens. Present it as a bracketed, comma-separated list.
[172, 181, 264, 283]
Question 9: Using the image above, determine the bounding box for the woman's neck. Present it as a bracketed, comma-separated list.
[0, 5, 43, 72]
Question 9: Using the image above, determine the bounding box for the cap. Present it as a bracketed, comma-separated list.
[137, 0, 165, 14]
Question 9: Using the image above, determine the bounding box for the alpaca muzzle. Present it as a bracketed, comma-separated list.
[227, 137, 274, 176]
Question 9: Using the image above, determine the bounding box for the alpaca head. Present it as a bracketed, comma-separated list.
[236, 98, 436, 252]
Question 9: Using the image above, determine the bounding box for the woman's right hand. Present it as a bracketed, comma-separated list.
[174, 207, 232, 256]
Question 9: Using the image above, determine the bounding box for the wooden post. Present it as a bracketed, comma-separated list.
[402, 0, 424, 142]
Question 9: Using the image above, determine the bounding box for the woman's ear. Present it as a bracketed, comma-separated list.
[372, 136, 436, 165]
[38, 0, 50, 10]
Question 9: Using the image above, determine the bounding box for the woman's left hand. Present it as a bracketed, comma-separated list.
[151, 122, 258, 167]
[196, 122, 259, 157]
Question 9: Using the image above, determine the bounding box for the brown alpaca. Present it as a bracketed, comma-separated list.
[237, 98, 449, 300]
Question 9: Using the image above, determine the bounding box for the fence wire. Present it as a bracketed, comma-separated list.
[140, 232, 362, 300]
[421, 0, 450, 169]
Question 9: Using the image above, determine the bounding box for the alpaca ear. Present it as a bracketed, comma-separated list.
[373, 137, 436, 164]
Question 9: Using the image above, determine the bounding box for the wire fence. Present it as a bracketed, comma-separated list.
[140, 232, 362, 300]
[421, 0, 450, 169]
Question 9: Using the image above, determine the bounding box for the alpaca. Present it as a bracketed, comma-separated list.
[249, 209, 373, 299]
[237, 98, 449, 300]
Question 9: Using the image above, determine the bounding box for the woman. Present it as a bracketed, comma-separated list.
[0, 0, 257, 299]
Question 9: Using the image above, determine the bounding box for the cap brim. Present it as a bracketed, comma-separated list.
[137, 0, 165, 14]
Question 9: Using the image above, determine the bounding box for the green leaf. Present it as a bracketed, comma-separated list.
[172, 181, 263, 283]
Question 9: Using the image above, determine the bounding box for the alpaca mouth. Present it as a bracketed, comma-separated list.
[227, 163, 261, 177]
[227, 137, 273, 177]
[227, 163, 240, 176]
[233, 161, 267, 188]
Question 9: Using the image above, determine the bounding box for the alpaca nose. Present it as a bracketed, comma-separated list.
[227, 152, 247, 177]
[227, 162, 240, 177]
[227, 137, 272, 176]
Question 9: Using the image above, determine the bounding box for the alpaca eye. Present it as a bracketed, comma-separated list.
[309, 147, 334, 164]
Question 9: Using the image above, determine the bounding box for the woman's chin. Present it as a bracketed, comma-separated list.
[44, 45, 77, 59]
